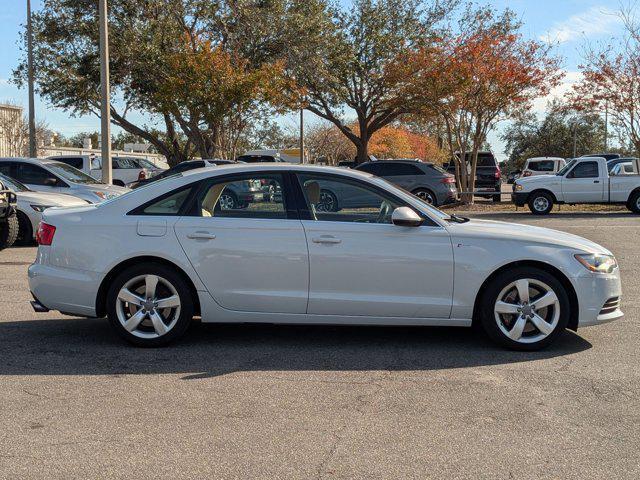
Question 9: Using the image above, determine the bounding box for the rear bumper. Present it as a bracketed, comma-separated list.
[28, 262, 102, 317]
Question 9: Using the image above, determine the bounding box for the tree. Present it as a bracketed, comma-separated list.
[501, 102, 606, 171]
[567, 8, 640, 157]
[14, 0, 319, 165]
[291, 0, 457, 164]
[401, 6, 562, 202]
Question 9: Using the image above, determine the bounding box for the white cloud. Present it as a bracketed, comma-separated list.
[542, 6, 622, 44]
[531, 70, 583, 114]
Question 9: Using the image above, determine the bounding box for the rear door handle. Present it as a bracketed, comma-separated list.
[594, 180, 600, 183]
[186, 232, 217, 240]
[312, 236, 342, 244]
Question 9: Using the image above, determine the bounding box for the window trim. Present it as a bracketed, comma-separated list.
[290, 171, 436, 226]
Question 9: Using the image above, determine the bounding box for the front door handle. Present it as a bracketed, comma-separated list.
[312, 236, 342, 244]
[594, 180, 600, 183]
[186, 232, 217, 240]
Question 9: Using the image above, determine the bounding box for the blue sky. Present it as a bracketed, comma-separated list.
[0, 0, 629, 158]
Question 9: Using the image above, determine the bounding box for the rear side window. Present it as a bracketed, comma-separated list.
[134, 186, 193, 215]
[528, 161, 555, 172]
[378, 163, 423, 176]
[569, 161, 599, 178]
[356, 163, 384, 175]
[56, 157, 84, 169]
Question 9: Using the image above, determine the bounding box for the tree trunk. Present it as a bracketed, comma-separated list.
[355, 137, 369, 164]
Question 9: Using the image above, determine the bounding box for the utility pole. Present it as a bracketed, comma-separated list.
[99, 0, 112, 184]
[27, 0, 36, 158]
[604, 101, 609, 152]
[299, 107, 304, 164]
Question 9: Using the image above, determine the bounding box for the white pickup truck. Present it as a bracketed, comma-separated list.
[512, 156, 640, 215]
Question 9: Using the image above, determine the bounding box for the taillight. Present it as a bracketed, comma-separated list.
[138, 170, 147, 181]
[36, 222, 56, 246]
[440, 176, 456, 184]
[494, 168, 502, 179]
[523, 171, 532, 177]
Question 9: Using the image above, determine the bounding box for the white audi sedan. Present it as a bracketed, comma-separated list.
[28, 164, 623, 350]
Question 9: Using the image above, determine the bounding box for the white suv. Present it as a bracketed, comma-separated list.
[521, 157, 566, 178]
[47, 155, 163, 186]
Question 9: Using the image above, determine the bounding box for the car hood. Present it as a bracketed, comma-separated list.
[449, 219, 611, 255]
[82, 183, 130, 194]
[516, 175, 560, 188]
[17, 190, 88, 206]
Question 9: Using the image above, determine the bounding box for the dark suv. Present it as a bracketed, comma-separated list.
[446, 151, 502, 202]
[355, 159, 458, 206]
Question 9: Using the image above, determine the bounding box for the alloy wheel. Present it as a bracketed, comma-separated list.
[219, 193, 236, 210]
[316, 191, 336, 212]
[494, 278, 560, 344]
[533, 196, 549, 212]
[116, 274, 181, 339]
[415, 190, 434, 204]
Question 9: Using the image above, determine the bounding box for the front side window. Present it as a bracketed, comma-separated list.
[196, 173, 286, 219]
[296, 173, 404, 224]
[569, 161, 599, 178]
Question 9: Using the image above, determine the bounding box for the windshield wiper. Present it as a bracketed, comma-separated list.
[446, 214, 470, 223]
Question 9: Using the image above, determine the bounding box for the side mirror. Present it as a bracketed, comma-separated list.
[391, 207, 423, 227]
[43, 177, 58, 187]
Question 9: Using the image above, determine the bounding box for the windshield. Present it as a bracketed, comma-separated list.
[556, 159, 576, 176]
[0, 173, 29, 192]
[136, 158, 157, 169]
[46, 162, 102, 184]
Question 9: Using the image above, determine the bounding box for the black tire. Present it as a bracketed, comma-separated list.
[317, 189, 339, 212]
[15, 210, 35, 246]
[627, 191, 640, 214]
[527, 191, 554, 215]
[480, 267, 570, 351]
[106, 263, 194, 347]
[412, 188, 438, 206]
[0, 213, 19, 250]
[492, 189, 502, 202]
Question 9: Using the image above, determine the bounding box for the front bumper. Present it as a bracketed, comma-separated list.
[511, 192, 528, 207]
[573, 270, 624, 327]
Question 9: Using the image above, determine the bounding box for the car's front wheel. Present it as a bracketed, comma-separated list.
[527, 191, 554, 215]
[627, 190, 640, 214]
[106, 263, 194, 346]
[480, 267, 570, 350]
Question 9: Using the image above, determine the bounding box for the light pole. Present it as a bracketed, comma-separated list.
[299, 107, 304, 164]
[27, 0, 36, 158]
[99, 0, 112, 184]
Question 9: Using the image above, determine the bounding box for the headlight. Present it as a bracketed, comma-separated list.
[30, 204, 54, 212]
[514, 184, 523, 191]
[574, 254, 617, 274]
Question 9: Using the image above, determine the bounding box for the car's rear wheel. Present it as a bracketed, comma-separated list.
[15, 210, 34, 246]
[527, 191, 554, 215]
[412, 188, 437, 206]
[480, 267, 570, 350]
[317, 189, 339, 212]
[0, 213, 19, 250]
[106, 264, 194, 347]
[218, 191, 238, 210]
[627, 191, 640, 214]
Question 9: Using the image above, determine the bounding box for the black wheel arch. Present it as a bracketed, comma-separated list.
[96, 256, 201, 318]
[627, 187, 640, 204]
[472, 260, 579, 332]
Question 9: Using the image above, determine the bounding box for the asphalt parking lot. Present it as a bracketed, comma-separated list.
[1, 212, 638, 479]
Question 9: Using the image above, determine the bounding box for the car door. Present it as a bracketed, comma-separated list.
[294, 172, 454, 319]
[13, 162, 68, 194]
[174, 172, 309, 314]
[562, 160, 605, 202]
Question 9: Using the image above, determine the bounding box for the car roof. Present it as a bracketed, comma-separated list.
[0, 157, 59, 165]
[526, 157, 564, 162]
[180, 162, 376, 181]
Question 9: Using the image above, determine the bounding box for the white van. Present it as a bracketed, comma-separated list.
[521, 157, 566, 178]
